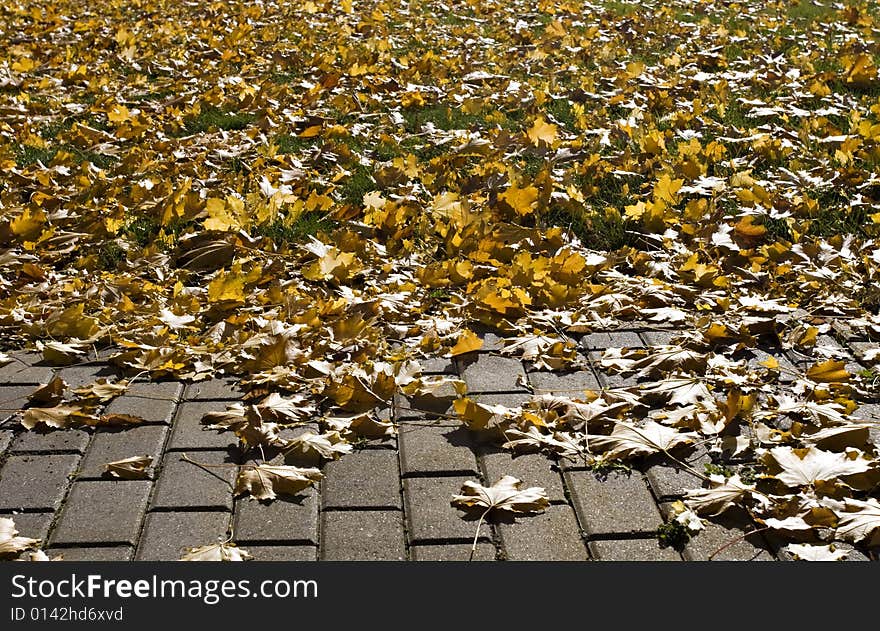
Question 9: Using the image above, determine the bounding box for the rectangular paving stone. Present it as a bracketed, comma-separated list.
[56, 364, 121, 389]
[418, 356, 458, 375]
[4, 511, 54, 541]
[854, 404, 880, 446]
[746, 349, 798, 383]
[167, 401, 241, 450]
[320, 510, 406, 560]
[579, 331, 643, 351]
[124, 381, 184, 401]
[0, 353, 54, 384]
[398, 421, 479, 475]
[0, 385, 35, 417]
[151, 451, 236, 510]
[103, 394, 178, 424]
[456, 354, 527, 393]
[0, 430, 12, 455]
[404, 475, 486, 542]
[644, 447, 711, 500]
[472, 392, 533, 407]
[244, 545, 318, 561]
[323, 449, 401, 509]
[394, 391, 457, 418]
[638, 330, 680, 346]
[564, 470, 662, 535]
[184, 378, 244, 401]
[588, 352, 641, 387]
[498, 504, 588, 561]
[0, 454, 80, 510]
[11, 428, 91, 454]
[51, 480, 152, 545]
[46, 546, 134, 561]
[78, 425, 169, 478]
[136, 511, 231, 561]
[527, 369, 600, 396]
[410, 542, 497, 561]
[480, 449, 566, 502]
[659, 503, 775, 561]
[234, 493, 318, 544]
[589, 538, 682, 561]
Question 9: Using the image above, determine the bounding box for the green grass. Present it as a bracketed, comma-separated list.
[545, 98, 575, 131]
[657, 520, 691, 551]
[13, 144, 58, 168]
[401, 103, 484, 134]
[181, 106, 256, 135]
[255, 212, 335, 243]
[545, 205, 636, 251]
[786, 0, 836, 23]
[275, 133, 321, 154]
[336, 167, 376, 207]
[97, 241, 127, 270]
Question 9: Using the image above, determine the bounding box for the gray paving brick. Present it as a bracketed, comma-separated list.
[418, 356, 457, 374]
[0, 353, 53, 384]
[832, 319, 864, 342]
[0, 454, 79, 510]
[0, 385, 34, 420]
[395, 379, 462, 417]
[580, 331, 643, 350]
[234, 494, 318, 544]
[564, 470, 662, 535]
[456, 354, 527, 393]
[0, 430, 12, 455]
[47, 546, 133, 561]
[589, 538, 683, 561]
[854, 404, 880, 447]
[151, 451, 236, 510]
[4, 511, 54, 541]
[527, 369, 600, 396]
[51, 480, 152, 545]
[167, 401, 240, 450]
[404, 475, 486, 542]
[480, 449, 566, 502]
[588, 352, 641, 387]
[320, 510, 406, 560]
[849, 341, 878, 361]
[498, 504, 588, 560]
[746, 349, 798, 383]
[244, 545, 318, 561]
[472, 392, 533, 407]
[644, 447, 711, 500]
[78, 426, 168, 478]
[639, 330, 686, 346]
[11, 429, 91, 454]
[659, 503, 775, 561]
[410, 542, 497, 561]
[56, 364, 121, 389]
[136, 511, 231, 561]
[124, 381, 184, 401]
[470, 330, 505, 352]
[103, 394, 178, 424]
[323, 449, 401, 509]
[398, 421, 479, 475]
[184, 378, 244, 401]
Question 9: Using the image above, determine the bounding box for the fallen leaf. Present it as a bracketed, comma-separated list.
[234, 464, 323, 501]
[104, 455, 152, 479]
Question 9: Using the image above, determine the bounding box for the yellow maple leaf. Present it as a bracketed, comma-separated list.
[203, 197, 241, 232]
[500, 183, 539, 216]
[450, 329, 483, 356]
[208, 270, 246, 303]
[807, 360, 849, 383]
[527, 117, 558, 146]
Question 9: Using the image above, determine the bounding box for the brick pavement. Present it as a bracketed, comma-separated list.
[0, 328, 877, 562]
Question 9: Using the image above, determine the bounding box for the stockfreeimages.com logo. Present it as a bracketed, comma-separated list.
[10, 574, 317, 606]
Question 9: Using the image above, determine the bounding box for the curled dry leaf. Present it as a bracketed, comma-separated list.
[589, 421, 698, 460]
[0, 517, 41, 559]
[180, 542, 252, 561]
[73, 378, 129, 403]
[762, 447, 874, 488]
[104, 455, 152, 479]
[784, 543, 849, 562]
[234, 464, 323, 501]
[282, 431, 352, 466]
[451, 475, 550, 515]
[27, 375, 67, 405]
[684, 475, 756, 517]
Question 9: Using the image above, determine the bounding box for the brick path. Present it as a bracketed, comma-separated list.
[1, 325, 877, 561]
